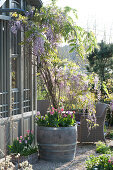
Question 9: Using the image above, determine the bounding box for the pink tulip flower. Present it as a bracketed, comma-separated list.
[61, 108, 64, 112]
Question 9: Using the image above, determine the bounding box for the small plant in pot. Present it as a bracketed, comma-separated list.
[35, 108, 77, 162]
[8, 130, 38, 164]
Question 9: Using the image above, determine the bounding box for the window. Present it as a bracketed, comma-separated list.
[11, 31, 20, 115]
[0, 20, 8, 117]
[11, 0, 21, 9]
[23, 45, 31, 112]
[11, 57, 18, 88]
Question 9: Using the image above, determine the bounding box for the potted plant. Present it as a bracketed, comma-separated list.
[35, 108, 77, 162]
[8, 130, 38, 164]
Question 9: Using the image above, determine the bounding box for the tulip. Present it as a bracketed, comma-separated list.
[108, 160, 111, 163]
[50, 111, 54, 115]
[63, 114, 67, 117]
[37, 111, 40, 115]
[61, 108, 64, 112]
[19, 140, 21, 144]
[27, 130, 30, 134]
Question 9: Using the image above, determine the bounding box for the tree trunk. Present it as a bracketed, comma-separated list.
[39, 60, 58, 109]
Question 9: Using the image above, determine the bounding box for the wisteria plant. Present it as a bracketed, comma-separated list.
[10, 0, 97, 109]
[10, 0, 98, 128]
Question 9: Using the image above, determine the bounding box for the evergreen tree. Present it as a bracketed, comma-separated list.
[87, 41, 113, 85]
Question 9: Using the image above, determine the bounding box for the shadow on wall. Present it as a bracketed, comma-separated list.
[37, 100, 50, 116]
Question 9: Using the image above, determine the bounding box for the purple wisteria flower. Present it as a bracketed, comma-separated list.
[33, 37, 45, 56]
[15, 21, 21, 29]
[11, 24, 17, 34]
[25, 10, 34, 17]
[94, 76, 99, 90]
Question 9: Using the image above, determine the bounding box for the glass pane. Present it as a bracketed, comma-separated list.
[11, 0, 21, 8]
[11, 33, 17, 54]
[11, 57, 17, 88]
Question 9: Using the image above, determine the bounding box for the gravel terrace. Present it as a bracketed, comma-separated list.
[1, 141, 105, 170]
[32, 143, 98, 170]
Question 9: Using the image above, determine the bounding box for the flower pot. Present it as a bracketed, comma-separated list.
[37, 125, 77, 162]
[11, 154, 28, 164]
[11, 152, 38, 164]
[28, 152, 38, 164]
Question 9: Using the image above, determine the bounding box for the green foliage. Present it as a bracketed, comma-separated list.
[86, 41, 113, 101]
[102, 80, 113, 125]
[96, 141, 112, 154]
[105, 131, 113, 140]
[8, 130, 35, 156]
[104, 125, 107, 133]
[11, 0, 97, 111]
[8, 139, 25, 154]
[87, 41, 113, 100]
[35, 108, 76, 127]
[86, 154, 113, 170]
[20, 145, 38, 156]
[37, 75, 48, 100]
[103, 80, 113, 103]
[105, 107, 113, 126]
[12, 0, 97, 58]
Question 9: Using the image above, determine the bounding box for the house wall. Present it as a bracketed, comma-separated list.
[0, 0, 41, 157]
[0, 111, 37, 158]
[0, 0, 37, 118]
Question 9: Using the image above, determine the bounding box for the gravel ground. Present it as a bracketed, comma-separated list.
[1, 141, 110, 170]
[32, 143, 98, 170]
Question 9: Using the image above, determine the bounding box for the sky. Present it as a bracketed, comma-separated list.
[42, 0, 113, 43]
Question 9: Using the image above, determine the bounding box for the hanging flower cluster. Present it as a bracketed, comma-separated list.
[10, 1, 98, 128]
[10, 1, 96, 59]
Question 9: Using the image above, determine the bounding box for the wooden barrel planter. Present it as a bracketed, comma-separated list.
[37, 125, 77, 162]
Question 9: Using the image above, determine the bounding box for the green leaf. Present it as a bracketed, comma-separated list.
[69, 47, 76, 53]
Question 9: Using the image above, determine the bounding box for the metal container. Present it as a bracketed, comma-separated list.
[37, 125, 77, 162]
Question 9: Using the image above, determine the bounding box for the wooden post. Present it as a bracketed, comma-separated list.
[34, 58, 37, 144]
[31, 55, 34, 131]
[20, 28, 24, 136]
[7, 0, 12, 144]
